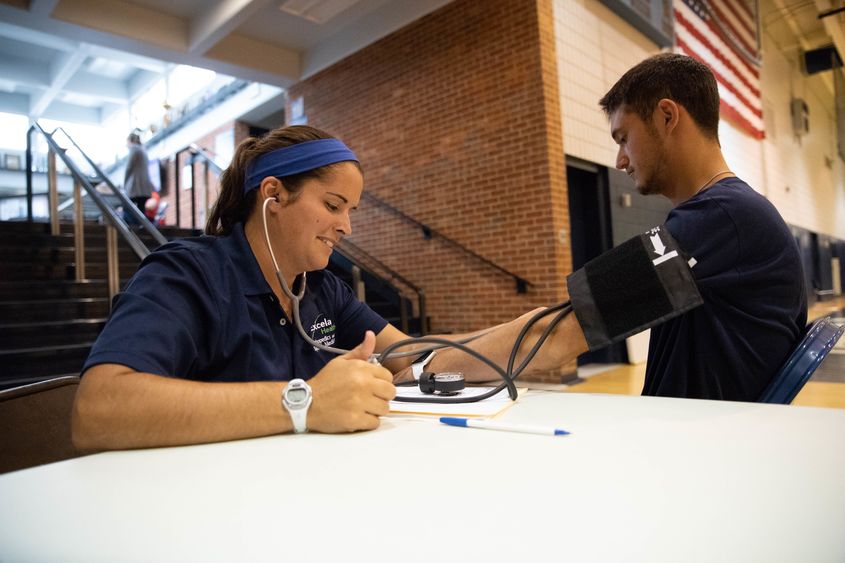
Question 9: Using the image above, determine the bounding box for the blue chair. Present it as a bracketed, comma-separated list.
[759, 316, 844, 404]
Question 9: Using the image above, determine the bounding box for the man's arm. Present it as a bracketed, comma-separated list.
[73, 332, 395, 451]
[376, 308, 588, 383]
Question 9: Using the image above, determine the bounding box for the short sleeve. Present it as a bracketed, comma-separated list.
[82, 248, 220, 377]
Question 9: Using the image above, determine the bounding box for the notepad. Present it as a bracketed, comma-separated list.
[388, 386, 524, 418]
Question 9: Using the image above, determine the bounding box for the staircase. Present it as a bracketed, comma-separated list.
[0, 220, 198, 390]
[327, 252, 424, 336]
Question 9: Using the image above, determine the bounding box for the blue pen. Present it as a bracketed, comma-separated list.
[439, 417, 570, 436]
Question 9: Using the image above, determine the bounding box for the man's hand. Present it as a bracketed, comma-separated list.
[306, 331, 396, 433]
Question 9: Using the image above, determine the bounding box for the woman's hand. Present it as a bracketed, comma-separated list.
[306, 331, 396, 433]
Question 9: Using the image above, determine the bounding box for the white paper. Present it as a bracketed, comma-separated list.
[388, 386, 522, 417]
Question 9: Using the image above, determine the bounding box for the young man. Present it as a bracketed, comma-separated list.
[599, 53, 807, 401]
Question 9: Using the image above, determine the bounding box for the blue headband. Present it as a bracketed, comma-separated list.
[244, 138, 358, 192]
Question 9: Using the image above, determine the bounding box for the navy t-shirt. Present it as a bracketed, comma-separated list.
[644, 177, 807, 401]
[82, 223, 388, 382]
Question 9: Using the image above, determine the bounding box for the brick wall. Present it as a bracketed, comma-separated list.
[287, 0, 575, 381]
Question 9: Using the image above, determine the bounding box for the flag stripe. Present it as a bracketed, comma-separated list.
[713, 0, 755, 39]
[676, 5, 760, 89]
[732, 0, 755, 22]
[701, 12, 759, 76]
[678, 40, 762, 121]
[708, 0, 757, 56]
[676, 2, 759, 79]
[674, 0, 764, 139]
[719, 100, 765, 140]
[715, 79, 763, 129]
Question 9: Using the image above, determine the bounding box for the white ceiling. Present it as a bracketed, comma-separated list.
[0, 0, 454, 125]
[0, 0, 841, 127]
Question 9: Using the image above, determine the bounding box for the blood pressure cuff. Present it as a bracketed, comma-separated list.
[567, 226, 703, 351]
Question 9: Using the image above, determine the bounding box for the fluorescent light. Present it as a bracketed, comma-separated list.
[279, 0, 361, 24]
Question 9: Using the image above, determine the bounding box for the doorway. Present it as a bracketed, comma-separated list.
[566, 159, 628, 364]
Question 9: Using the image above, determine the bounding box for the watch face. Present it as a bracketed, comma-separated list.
[287, 388, 308, 403]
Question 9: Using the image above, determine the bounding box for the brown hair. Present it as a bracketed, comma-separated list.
[599, 53, 721, 141]
[205, 125, 358, 236]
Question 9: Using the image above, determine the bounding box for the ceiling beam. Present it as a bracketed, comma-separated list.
[30, 45, 90, 118]
[0, 20, 77, 51]
[0, 1, 295, 88]
[188, 0, 270, 55]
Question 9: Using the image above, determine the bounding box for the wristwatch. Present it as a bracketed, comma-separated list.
[411, 350, 437, 381]
[282, 378, 312, 434]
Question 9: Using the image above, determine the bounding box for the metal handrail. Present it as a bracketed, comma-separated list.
[335, 238, 428, 334]
[361, 192, 531, 294]
[182, 143, 224, 174]
[49, 126, 167, 246]
[27, 123, 151, 260]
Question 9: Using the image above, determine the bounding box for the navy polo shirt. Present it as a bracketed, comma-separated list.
[644, 178, 807, 401]
[82, 223, 388, 382]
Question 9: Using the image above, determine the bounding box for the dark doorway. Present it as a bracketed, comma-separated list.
[566, 160, 628, 365]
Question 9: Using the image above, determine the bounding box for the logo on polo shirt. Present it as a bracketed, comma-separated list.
[310, 313, 336, 351]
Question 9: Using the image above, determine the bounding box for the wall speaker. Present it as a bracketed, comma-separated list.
[803, 45, 843, 75]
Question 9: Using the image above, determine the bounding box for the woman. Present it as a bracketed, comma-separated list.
[73, 125, 586, 450]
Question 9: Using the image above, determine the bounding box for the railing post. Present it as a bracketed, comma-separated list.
[73, 180, 85, 281]
[47, 148, 59, 235]
[174, 153, 181, 228]
[106, 224, 119, 305]
[351, 265, 365, 302]
[190, 157, 196, 229]
[204, 159, 210, 226]
[26, 126, 33, 222]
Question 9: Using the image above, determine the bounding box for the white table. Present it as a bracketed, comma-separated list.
[2, 392, 844, 562]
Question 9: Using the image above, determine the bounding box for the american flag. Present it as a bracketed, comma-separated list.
[674, 0, 764, 139]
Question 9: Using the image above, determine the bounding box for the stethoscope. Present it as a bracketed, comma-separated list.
[261, 197, 572, 403]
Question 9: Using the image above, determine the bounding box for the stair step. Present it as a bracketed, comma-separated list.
[0, 280, 113, 300]
[0, 219, 199, 239]
[0, 342, 91, 381]
[0, 262, 140, 281]
[0, 245, 139, 262]
[0, 229, 171, 250]
[0, 318, 107, 348]
[0, 298, 110, 322]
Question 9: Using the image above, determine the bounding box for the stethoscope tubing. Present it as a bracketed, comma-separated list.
[261, 196, 572, 403]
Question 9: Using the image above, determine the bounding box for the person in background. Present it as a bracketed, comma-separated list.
[73, 125, 587, 451]
[599, 53, 807, 401]
[123, 132, 155, 224]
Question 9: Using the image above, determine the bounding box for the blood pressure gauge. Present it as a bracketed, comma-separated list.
[419, 371, 465, 396]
